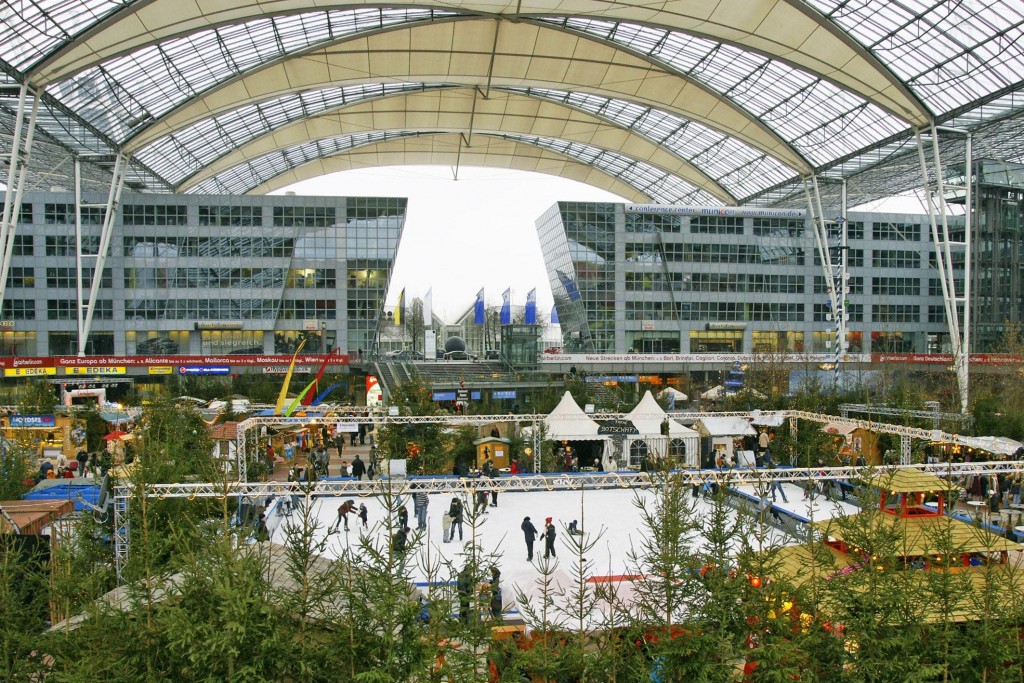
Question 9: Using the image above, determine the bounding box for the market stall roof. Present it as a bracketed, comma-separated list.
[0, 499, 74, 535]
[750, 410, 785, 428]
[813, 511, 1022, 557]
[626, 391, 698, 438]
[823, 422, 859, 437]
[865, 469, 961, 495]
[695, 416, 757, 438]
[544, 391, 603, 441]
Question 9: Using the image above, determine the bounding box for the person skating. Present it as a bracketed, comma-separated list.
[397, 504, 409, 530]
[254, 513, 269, 542]
[337, 499, 357, 531]
[489, 566, 503, 619]
[448, 497, 464, 541]
[358, 503, 368, 528]
[413, 487, 429, 530]
[521, 516, 538, 561]
[543, 517, 556, 559]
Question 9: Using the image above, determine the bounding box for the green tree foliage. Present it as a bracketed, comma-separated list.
[377, 379, 449, 473]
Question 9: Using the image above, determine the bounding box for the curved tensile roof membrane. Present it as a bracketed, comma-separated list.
[0, 0, 1022, 209]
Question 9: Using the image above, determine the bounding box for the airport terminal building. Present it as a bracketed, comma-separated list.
[0, 193, 405, 360]
[538, 201, 961, 358]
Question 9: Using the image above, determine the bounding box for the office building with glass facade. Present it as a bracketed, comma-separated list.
[537, 201, 965, 357]
[1, 193, 405, 358]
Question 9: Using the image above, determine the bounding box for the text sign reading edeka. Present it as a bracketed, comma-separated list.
[4, 367, 56, 377]
[179, 366, 230, 375]
[65, 366, 126, 375]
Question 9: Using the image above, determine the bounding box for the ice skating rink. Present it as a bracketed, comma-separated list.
[266, 482, 854, 621]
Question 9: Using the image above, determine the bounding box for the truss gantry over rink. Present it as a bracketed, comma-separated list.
[113, 459, 1024, 583]
[233, 410, 999, 481]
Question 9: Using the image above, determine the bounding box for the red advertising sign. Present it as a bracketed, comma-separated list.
[0, 354, 349, 370]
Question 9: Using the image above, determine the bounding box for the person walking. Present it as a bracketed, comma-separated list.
[543, 517, 557, 559]
[413, 488, 429, 530]
[521, 516, 538, 561]
[351, 454, 366, 480]
[448, 497, 464, 541]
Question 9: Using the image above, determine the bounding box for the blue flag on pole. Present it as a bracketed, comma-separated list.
[525, 288, 537, 325]
[500, 288, 511, 325]
[474, 288, 485, 325]
[550, 305, 560, 324]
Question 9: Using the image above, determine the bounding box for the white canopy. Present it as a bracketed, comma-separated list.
[624, 391, 700, 467]
[544, 391, 603, 441]
[695, 416, 757, 438]
[657, 387, 688, 402]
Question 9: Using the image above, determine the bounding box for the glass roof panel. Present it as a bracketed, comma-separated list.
[46, 8, 457, 143]
[189, 131, 422, 195]
[0, 0, 125, 74]
[542, 17, 909, 166]
[507, 87, 792, 198]
[503, 134, 720, 205]
[807, 0, 1024, 117]
[136, 83, 450, 186]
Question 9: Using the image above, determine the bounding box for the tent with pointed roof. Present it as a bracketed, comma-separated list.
[623, 391, 699, 468]
[543, 392, 603, 441]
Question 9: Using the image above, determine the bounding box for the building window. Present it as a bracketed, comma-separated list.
[874, 304, 920, 323]
[928, 305, 945, 323]
[814, 276, 862, 294]
[287, 269, 336, 289]
[690, 273, 803, 293]
[752, 218, 804, 237]
[47, 267, 111, 289]
[0, 331, 35, 356]
[12, 234, 32, 255]
[690, 216, 744, 234]
[6, 267, 34, 288]
[872, 277, 920, 296]
[2, 203, 32, 224]
[46, 235, 99, 256]
[122, 204, 188, 225]
[281, 299, 338, 320]
[871, 222, 920, 241]
[690, 330, 743, 353]
[1, 299, 34, 320]
[47, 300, 110, 320]
[273, 206, 336, 227]
[198, 205, 262, 226]
[752, 331, 804, 353]
[199, 331, 263, 355]
[625, 212, 681, 233]
[871, 249, 921, 269]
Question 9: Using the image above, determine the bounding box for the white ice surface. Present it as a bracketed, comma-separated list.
[267, 486, 797, 624]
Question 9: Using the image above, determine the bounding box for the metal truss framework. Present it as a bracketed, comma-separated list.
[233, 409, 991, 482]
[804, 175, 849, 383]
[74, 154, 127, 354]
[916, 124, 973, 413]
[839, 404, 974, 431]
[0, 84, 39, 313]
[113, 459, 1024, 582]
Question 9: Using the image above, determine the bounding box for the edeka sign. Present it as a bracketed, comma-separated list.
[4, 367, 56, 377]
[10, 415, 56, 427]
[65, 366, 126, 375]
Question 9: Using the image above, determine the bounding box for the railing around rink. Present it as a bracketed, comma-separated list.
[113, 460, 1024, 582]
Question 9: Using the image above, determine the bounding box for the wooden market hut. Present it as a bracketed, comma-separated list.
[770, 469, 1023, 622]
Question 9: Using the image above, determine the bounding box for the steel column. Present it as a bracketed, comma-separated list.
[0, 84, 39, 310]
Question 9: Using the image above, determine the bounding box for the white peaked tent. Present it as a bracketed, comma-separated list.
[544, 391, 603, 440]
[540, 391, 610, 470]
[624, 391, 700, 467]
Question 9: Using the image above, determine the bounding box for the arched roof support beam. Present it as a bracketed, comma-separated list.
[174, 87, 736, 202]
[122, 19, 812, 174]
[214, 133, 653, 201]
[26, 0, 930, 127]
